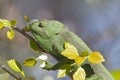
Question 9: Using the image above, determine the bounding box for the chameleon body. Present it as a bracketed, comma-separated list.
[29, 20, 114, 80]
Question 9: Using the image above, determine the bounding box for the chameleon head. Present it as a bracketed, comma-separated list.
[29, 20, 64, 39]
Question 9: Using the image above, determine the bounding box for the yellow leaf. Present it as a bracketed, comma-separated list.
[57, 69, 67, 78]
[7, 59, 22, 72]
[88, 51, 105, 64]
[1, 20, 11, 27]
[0, 22, 4, 30]
[75, 57, 87, 66]
[61, 48, 79, 59]
[73, 67, 86, 80]
[64, 42, 78, 53]
[7, 30, 15, 40]
[23, 57, 37, 67]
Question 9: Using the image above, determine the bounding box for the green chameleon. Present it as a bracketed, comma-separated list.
[29, 20, 114, 80]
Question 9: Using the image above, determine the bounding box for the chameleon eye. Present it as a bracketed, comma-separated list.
[38, 23, 44, 28]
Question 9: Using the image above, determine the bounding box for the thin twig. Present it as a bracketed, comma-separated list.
[0, 65, 21, 80]
[14, 27, 46, 52]
[14, 27, 61, 61]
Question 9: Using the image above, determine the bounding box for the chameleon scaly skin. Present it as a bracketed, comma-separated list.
[29, 20, 114, 80]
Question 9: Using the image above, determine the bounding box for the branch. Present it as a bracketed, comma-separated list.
[14, 27, 46, 52]
[0, 65, 21, 80]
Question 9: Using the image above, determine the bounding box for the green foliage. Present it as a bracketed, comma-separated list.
[30, 39, 39, 52]
[24, 15, 30, 23]
[11, 20, 17, 28]
[24, 26, 30, 31]
[0, 19, 16, 40]
[23, 57, 37, 67]
[57, 64, 71, 78]
[0, 21, 4, 29]
[0, 18, 114, 80]
[1, 20, 11, 27]
[7, 59, 25, 77]
[80, 51, 89, 57]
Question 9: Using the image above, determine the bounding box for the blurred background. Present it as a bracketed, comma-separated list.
[0, 0, 120, 80]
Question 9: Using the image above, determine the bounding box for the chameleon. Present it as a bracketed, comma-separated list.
[29, 20, 114, 80]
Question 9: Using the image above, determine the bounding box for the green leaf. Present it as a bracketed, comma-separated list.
[0, 73, 10, 80]
[24, 15, 30, 23]
[51, 59, 73, 70]
[30, 39, 39, 51]
[80, 51, 89, 57]
[7, 59, 25, 77]
[57, 64, 70, 78]
[42, 61, 53, 70]
[23, 58, 37, 67]
[7, 59, 22, 72]
[111, 69, 120, 80]
[73, 67, 86, 80]
[11, 20, 17, 28]
[7, 30, 15, 40]
[0, 22, 4, 30]
[1, 20, 11, 27]
[24, 26, 30, 32]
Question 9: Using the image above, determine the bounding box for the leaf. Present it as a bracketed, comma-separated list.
[7, 59, 22, 72]
[88, 51, 105, 64]
[24, 15, 30, 23]
[51, 59, 73, 70]
[61, 42, 87, 65]
[20, 71, 25, 77]
[74, 57, 87, 66]
[80, 51, 89, 57]
[61, 48, 79, 59]
[7, 30, 15, 40]
[57, 69, 67, 78]
[7, 59, 25, 77]
[23, 57, 37, 67]
[1, 20, 11, 27]
[24, 26, 30, 32]
[57, 64, 70, 78]
[0, 22, 4, 30]
[30, 39, 39, 51]
[111, 69, 120, 80]
[73, 67, 86, 80]
[11, 20, 17, 28]
[64, 42, 78, 53]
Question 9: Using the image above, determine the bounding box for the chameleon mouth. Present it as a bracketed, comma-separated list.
[37, 28, 50, 39]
